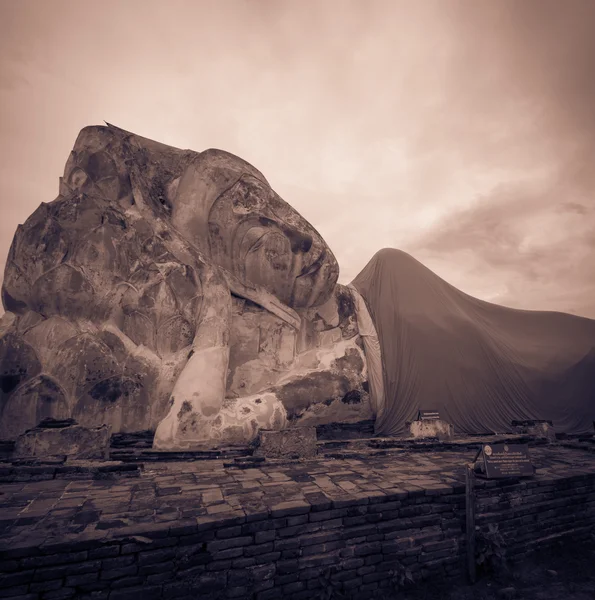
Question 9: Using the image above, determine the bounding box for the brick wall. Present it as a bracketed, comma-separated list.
[1, 472, 594, 600]
[475, 472, 595, 562]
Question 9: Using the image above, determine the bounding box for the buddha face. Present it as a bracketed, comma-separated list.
[170, 149, 339, 310]
[208, 173, 339, 309]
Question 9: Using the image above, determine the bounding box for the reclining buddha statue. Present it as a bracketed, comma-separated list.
[0, 124, 371, 448]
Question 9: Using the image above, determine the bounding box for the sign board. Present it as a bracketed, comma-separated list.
[417, 410, 440, 421]
[477, 443, 534, 479]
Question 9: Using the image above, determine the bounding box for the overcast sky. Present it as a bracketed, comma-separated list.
[1, 0, 594, 318]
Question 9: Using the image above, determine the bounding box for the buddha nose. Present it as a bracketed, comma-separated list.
[258, 216, 313, 254]
[286, 226, 313, 254]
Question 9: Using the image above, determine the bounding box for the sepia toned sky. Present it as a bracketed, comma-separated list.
[1, 0, 594, 317]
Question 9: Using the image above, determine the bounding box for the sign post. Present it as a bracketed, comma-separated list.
[465, 463, 476, 583]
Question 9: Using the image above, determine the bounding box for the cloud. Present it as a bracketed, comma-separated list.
[407, 176, 595, 317]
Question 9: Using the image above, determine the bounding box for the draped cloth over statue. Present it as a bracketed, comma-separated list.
[350, 248, 595, 436]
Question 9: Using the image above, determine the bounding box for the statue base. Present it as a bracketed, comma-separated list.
[512, 420, 556, 443]
[254, 427, 318, 459]
[409, 419, 454, 441]
[13, 418, 111, 460]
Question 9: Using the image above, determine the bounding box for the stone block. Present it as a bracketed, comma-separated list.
[254, 427, 317, 459]
[13, 419, 111, 460]
[527, 422, 556, 442]
[409, 419, 453, 440]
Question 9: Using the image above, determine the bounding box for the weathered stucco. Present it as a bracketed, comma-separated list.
[0, 125, 370, 449]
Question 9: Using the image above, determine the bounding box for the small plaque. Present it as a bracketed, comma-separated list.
[418, 410, 440, 421]
[480, 443, 534, 479]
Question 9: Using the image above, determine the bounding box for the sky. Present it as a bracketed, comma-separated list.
[1, 0, 594, 318]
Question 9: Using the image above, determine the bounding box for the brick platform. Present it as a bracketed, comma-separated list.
[0, 445, 594, 599]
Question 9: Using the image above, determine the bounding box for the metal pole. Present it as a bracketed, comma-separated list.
[465, 463, 476, 584]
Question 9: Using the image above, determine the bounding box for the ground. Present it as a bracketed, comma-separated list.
[402, 539, 595, 600]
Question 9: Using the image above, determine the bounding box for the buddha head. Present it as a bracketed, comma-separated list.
[170, 148, 339, 309]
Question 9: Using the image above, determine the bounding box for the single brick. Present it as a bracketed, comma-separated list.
[286, 515, 309, 527]
[137, 547, 176, 566]
[65, 571, 99, 587]
[276, 559, 299, 574]
[101, 555, 135, 570]
[332, 496, 369, 509]
[343, 557, 365, 569]
[342, 525, 377, 540]
[138, 561, 174, 576]
[88, 546, 120, 560]
[329, 568, 357, 583]
[252, 563, 276, 580]
[228, 568, 251, 586]
[254, 530, 276, 544]
[283, 580, 305, 593]
[274, 572, 299, 586]
[216, 526, 243, 539]
[368, 501, 401, 514]
[33, 566, 68, 582]
[232, 557, 256, 569]
[252, 578, 274, 593]
[99, 566, 137, 580]
[207, 536, 253, 553]
[345, 505, 368, 518]
[353, 542, 382, 557]
[108, 585, 162, 600]
[255, 588, 283, 600]
[300, 532, 341, 547]
[213, 547, 244, 560]
[423, 540, 455, 553]
[299, 553, 338, 568]
[41, 588, 77, 599]
[30, 579, 62, 593]
[226, 586, 249, 598]
[343, 576, 364, 589]
[254, 552, 282, 564]
[109, 576, 144, 589]
[319, 518, 343, 530]
[308, 510, 332, 523]
[274, 538, 299, 551]
[302, 542, 343, 557]
[206, 560, 233, 571]
[242, 520, 275, 535]
[244, 543, 274, 557]
[343, 516, 367, 527]
[364, 553, 383, 566]
[270, 501, 311, 519]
